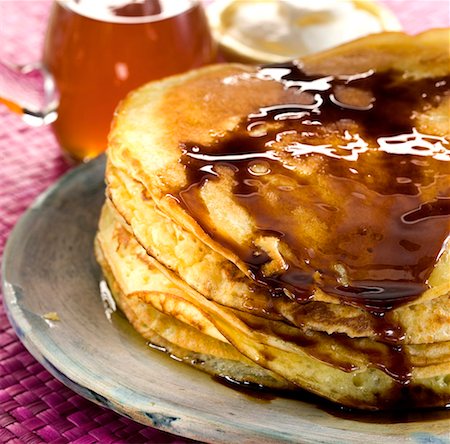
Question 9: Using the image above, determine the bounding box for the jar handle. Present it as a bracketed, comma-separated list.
[0, 61, 58, 126]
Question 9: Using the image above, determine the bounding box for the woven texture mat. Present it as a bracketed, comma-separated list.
[0, 1, 449, 443]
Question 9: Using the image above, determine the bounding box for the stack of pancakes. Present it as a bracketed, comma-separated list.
[95, 29, 450, 410]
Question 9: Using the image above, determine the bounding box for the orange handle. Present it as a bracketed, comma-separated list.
[0, 61, 58, 126]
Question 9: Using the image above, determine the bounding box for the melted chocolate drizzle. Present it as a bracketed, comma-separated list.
[174, 63, 449, 383]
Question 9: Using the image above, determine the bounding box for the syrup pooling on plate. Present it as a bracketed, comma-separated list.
[178, 63, 450, 317]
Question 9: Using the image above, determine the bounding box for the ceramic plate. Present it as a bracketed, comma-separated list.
[2, 156, 449, 444]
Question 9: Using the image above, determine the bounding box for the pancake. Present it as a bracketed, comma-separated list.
[99, 29, 450, 409]
[106, 161, 450, 345]
[96, 202, 450, 409]
[95, 205, 293, 390]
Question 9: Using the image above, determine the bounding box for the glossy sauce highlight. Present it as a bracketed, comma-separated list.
[178, 63, 450, 316]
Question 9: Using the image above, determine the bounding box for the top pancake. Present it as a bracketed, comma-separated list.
[107, 30, 450, 326]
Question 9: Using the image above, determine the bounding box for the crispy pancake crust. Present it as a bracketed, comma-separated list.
[96, 203, 450, 409]
[95, 208, 292, 390]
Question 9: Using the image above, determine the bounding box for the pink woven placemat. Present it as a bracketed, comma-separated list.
[0, 1, 449, 443]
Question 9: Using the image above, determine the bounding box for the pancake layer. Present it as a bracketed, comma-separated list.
[98, 30, 450, 409]
[96, 203, 450, 409]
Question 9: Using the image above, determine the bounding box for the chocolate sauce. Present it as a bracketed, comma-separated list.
[212, 375, 277, 402]
[214, 375, 450, 417]
[234, 309, 411, 383]
[175, 63, 449, 382]
[178, 63, 449, 311]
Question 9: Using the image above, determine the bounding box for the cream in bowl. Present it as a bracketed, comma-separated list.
[208, 0, 402, 63]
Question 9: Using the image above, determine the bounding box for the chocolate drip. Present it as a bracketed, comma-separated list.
[175, 64, 449, 380]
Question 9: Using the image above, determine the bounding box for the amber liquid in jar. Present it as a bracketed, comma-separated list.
[43, 0, 216, 161]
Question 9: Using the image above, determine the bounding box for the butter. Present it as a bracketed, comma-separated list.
[209, 0, 401, 63]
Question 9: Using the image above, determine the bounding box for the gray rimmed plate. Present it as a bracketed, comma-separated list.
[2, 155, 449, 444]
